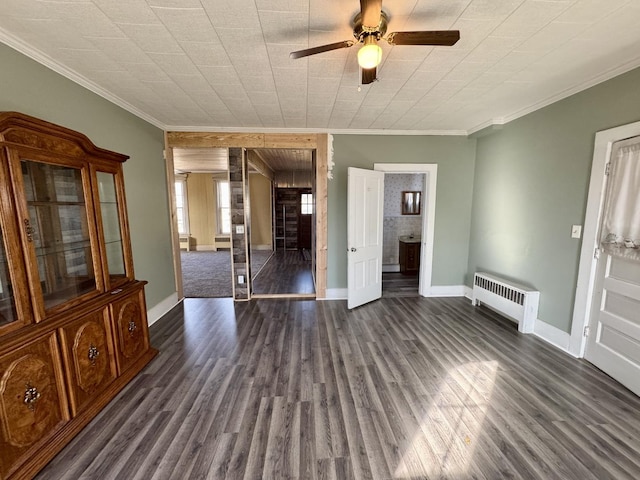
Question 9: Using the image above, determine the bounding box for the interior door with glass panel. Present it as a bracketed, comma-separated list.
[92, 164, 134, 290]
[8, 152, 102, 320]
[585, 138, 640, 397]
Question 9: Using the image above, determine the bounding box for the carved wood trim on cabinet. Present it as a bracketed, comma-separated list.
[58, 309, 118, 417]
[0, 112, 157, 480]
[0, 333, 69, 479]
[110, 285, 151, 375]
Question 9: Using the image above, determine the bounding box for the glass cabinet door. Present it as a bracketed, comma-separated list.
[20, 159, 99, 313]
[0, 230, 19, 329]
[96, 171, 128, 286]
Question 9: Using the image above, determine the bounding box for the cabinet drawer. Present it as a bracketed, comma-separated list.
[110, 288, 150, 375]
[59, 309, 118, 416]
[0, 333, 69, 479]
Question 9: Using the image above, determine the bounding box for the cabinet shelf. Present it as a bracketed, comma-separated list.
[27, 201, 86, 206]
[34, 239, 91, 255]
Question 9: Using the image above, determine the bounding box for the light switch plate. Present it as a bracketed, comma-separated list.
[571, 225, 582, 239]
[236, 225, 244, 234]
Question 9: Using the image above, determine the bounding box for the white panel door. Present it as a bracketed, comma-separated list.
[347, 167, 384, 309]
[585, 139, 640, 397]
[586, 254, 640, 396]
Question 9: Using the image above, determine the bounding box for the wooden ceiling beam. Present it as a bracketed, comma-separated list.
[247, 150, 275, 180]
[166, 132, 318, 149]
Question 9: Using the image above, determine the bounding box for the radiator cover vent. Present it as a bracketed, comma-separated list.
[472, 272, 540, 333]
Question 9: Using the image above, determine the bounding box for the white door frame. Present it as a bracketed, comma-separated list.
[569, 120, 640, 357]
[374, 163, 437, 297]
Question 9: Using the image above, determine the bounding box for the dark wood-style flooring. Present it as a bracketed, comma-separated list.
[36, 297, 640, 479]
[383, 272, 419, 297]
[252, 249, 315, 296]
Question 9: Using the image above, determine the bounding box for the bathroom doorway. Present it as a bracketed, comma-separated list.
[374, 163, 437, 298]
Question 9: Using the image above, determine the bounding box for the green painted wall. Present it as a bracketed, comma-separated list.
[469, 67, 640, 333]
[5, 33, 640, 334]
[328, 135, 477, 289]
[0, 43, 175, 309]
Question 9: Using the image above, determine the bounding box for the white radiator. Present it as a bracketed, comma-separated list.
[472, 272, 539, 333]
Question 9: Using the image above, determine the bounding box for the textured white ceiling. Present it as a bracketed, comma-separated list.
[1, 0, 640, 134]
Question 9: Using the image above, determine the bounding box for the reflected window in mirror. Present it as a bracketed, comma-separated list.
[402, 191, 421, 215]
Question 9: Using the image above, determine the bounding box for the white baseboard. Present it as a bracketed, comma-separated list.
[382, 264, 400, 273]
[252, 244, 273, 251]
[325, 285, 574, 358]
[464, 286, 473, 301]
[533, 318, 573, 355]
[147, 292, 180, 326]
[195, 245, 216, 251]
[323, 285, 470, 301]
[466, 285, 574, 356]
[322, 288, 347, 300]
[422, 285, 469, 297]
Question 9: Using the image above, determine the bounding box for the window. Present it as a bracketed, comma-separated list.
[174, 175, 189, 234]
[301, 193, 313, 215]
[217, 180, 231, 234]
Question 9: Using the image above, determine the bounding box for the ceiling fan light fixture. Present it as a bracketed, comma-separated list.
[357, 35, 382, 69]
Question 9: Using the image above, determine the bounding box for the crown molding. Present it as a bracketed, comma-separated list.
[4, 24, 640, 140]
[502, 57, 640, 125]
[468, 57, 640, 136]
[165, 124, 468, 136]
[0, 28, 166, 130]
[330, 128, 468, 136]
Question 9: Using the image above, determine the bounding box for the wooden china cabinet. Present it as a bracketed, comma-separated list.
[0, 113, 157, 480]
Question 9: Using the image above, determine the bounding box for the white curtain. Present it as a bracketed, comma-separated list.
[601, 142, 640, 261]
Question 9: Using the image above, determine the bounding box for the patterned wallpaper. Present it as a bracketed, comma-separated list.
[383, 174, 424, 266]
[384, 173, 424, 217]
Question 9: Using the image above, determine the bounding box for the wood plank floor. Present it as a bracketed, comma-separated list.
[382, 272, 419, 297]
[252, 250, 315, 295]
[36, 297, 640, 480]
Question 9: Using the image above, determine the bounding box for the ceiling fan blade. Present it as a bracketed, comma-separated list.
[360, 0, 382, 28]
[362, 67, 376, 85]
[290, 40, 355, 59]
[386, 30, 460, 46]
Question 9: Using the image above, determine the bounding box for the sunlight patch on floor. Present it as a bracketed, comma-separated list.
[394, 361, 499, 478]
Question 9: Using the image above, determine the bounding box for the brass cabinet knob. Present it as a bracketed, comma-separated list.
[88, 344, 100, 365]
[23, 383, 41, 410]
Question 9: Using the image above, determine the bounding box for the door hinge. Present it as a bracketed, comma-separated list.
[584, 326, 590, 337]
[605, 162, 611, 175]
[594, 247, 600, 260]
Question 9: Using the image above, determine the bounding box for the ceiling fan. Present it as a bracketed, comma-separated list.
[290, 0, 460, 85]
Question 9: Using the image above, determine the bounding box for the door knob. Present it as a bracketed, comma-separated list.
[350, 248, 357, 252]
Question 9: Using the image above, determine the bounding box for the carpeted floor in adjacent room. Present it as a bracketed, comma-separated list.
[180, 250, 272, 298]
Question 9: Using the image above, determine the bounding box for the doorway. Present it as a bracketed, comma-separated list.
[582, 135, 640, 397]
[571, 120, 640, 398]
[346, 164, 437, 309]
[381, 172, 425, 297]
[164, 135, 328, 301]
[173, 149, 234, 298]
[251, 149, 316, 297]
[374, 163, 437, 298]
